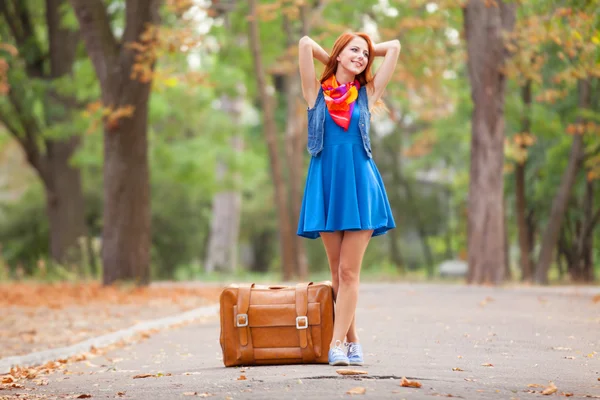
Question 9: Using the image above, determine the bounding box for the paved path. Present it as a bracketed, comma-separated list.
[5, 283, 600, 399]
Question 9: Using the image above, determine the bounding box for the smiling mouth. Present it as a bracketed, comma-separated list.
[353, 61, 363, 67]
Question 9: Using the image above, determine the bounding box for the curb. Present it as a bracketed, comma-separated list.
[0, 303, 219, 374]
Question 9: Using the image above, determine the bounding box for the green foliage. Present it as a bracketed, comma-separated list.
[0, 184, 48, 274]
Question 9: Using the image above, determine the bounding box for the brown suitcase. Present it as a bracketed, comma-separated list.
[219, 281, 334, 367]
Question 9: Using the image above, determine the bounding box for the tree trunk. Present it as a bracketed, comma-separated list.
[45, 139, 87, 267]
[45, 0, 87, 267]
[70, 0, 160, 285]
[248, 0, 296, 281]
[504, 198, 512, 280]
[401, 178, 435, 277]
[205, 95, 243, 273]
[516, 80, 532, 281]
[282, 14, 309, 280]
[464, 0, 516, 285]
[0, 0, 88, 267]
[535, 79, 590, 284]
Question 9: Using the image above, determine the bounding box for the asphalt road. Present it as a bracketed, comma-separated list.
[4, 283, 600, 399]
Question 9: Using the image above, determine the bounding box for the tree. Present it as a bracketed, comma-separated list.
[0, 0, 87, 267]
[247, 0, 296, 280]
[463, 0, 516, 284]
[69, 0, 161, 285]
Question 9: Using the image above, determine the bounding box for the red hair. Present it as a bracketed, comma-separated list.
[320, 32, 375, 87]
[320, 32, 386, 113]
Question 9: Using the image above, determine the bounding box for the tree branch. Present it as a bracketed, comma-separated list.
[115, 0, 161, 103]
[69, 0, 119, 91]
[584, 207, 600, 239]
[6, 88, 47, 179]
[0, 0, 46, 77]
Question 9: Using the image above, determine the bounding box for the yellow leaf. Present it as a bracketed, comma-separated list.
[400, 377, 422, 388]
[336, 369, 369, 376]
[542, 382, 557, 395]
[346, 387, 366, 395]
[164, 77, 178, 87]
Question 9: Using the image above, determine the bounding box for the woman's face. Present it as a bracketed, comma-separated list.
[337, 36, 370, 76]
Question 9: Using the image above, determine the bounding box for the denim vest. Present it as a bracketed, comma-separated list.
[306, 86, 372, 158]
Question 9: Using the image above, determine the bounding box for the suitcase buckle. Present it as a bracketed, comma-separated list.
[296, 316, 308, 329]
[236, 313, 249, 327]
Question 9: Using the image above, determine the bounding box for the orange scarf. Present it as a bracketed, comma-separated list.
[321, 76, 360, 131]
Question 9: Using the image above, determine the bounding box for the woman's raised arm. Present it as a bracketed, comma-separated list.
[369, 40, 401, 107]
[298, 36, 329, 108]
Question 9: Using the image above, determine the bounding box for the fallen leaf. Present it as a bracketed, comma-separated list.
[1, 375, 15, 384]
[452, 367, 464, 371]
[133, 373, 155, 379]
[77, 395, 92, 399]
[116, 392, 126, 397]
[561, 393, 574, 397]
[26, 369, 37, 379]
[542, 382, 558, 395]
[346, 387, 366, 395]
[336, 369, 369, 376]
[528, 384, 544, 388]
[400, 377, 422, 388]
[237, 374, 247, 380]
[481, 363, 494, 367]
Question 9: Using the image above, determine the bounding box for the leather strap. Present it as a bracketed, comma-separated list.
[295, 282, 316, 363]
[236, 283, 255, 364]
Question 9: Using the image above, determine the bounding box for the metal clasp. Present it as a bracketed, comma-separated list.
[236, 313, 249, 327]
[296, 316, 308, 330]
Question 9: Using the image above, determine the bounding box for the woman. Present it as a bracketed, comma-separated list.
[296, 32, 400, 366]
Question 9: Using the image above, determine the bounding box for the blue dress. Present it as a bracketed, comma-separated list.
[297, 105, 396, 239]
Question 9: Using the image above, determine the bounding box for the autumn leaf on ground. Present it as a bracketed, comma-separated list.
[541, 382, 558, 395]
[528, 383, 544, 388]
[336, 369, 369, 375]
[237, 374, 247, 380]
[479, 296, 494, 306]
[133, 373, 155, 379]
[400, 377, 422, 388]
[481, 363, 494, 367]
[1, 375, 15, 383]
[76, 395, 92, 399]
[116, 392, 126, 397]
[346, 387, 366, 395]
[452, 367, 464, 371]
[561, 392, 574, 397]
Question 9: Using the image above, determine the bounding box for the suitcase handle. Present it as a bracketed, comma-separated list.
[268, 286, 286, 290]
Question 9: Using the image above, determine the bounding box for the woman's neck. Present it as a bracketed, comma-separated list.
[335, 68, 355, 85]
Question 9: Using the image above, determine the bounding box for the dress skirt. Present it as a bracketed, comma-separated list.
[297, 107, 396, 239]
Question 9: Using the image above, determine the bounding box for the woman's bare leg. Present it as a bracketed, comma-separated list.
[321, 231, 361, 344]
[329, 230, 373, 347]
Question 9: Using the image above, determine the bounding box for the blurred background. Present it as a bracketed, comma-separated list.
[0, 0, 598, 286]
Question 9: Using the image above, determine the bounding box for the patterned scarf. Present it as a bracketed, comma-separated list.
[321, 75, 360, 131]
